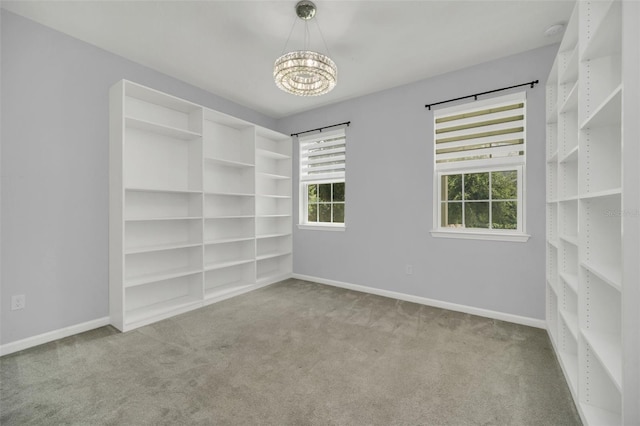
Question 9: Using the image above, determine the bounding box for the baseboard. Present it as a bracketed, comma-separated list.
[0, 317, 110, 357]
[292, 274, 546, 329]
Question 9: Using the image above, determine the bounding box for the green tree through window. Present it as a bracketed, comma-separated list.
[441, 170, 517, 230]
[307, 182, 345, 224]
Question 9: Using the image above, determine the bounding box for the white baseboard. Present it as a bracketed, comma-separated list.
[292, 274, 546, 329]
[0, 317, 110, 356]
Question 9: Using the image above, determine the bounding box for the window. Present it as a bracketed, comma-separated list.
[299, 128, 346, 229]
[431, 92, 529, 242]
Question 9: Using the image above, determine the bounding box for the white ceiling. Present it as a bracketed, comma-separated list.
[2, 0, 574, 119]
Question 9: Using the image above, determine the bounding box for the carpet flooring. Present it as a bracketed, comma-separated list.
[1, 279, 580, 425]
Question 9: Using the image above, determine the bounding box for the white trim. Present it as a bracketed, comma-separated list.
[0, 317, 110, 356]
[430, 230, 530, 242]
[292, 274, 545, 329]
[297, 224, 345, 231]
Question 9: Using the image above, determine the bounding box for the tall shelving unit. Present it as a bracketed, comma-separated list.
[110, 80, 292, 331]
[255, 130, 293, 284]
[202, 110, 257, 305]
[545, 1, 639, 424]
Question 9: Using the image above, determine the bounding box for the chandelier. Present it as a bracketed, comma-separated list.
[274, 1, 337, 96]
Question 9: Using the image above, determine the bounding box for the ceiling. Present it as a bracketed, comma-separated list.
[2, 0, 574, 119]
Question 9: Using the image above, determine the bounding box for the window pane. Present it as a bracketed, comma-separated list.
[464, 172, 490, 200]
[443, 174, 462, 201]
[492, 171, 517, 200]
[492, 201, 517, 229]
[465, 202, 490, 228]
[308, 204, 318, 222]
[441, 202, 462, 228]
[333, 203, 345, 223]
[307, 184, 318, 204]
[319, 184, 331, 202]
[319, 203, 331, 222]
[333, 182, 345, 202]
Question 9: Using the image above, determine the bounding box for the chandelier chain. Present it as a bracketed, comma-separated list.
[313, 16, 332, 59]
[280, 17, 298, 56]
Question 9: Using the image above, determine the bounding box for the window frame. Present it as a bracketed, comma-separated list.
[299, 180, 346, 230]
[432, 164, 528, 242]
[297, 127, 347, 231]
[430, 92, 529, 242]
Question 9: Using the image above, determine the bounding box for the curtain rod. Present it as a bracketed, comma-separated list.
[424, 80, 539, 110]
[291, 121, 351, 137]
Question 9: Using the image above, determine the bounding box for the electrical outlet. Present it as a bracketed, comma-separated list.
[405, 264, 413, 275]
[11, 294, 26, 310]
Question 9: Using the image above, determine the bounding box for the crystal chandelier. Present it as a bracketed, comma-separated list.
[274, 1, 337, 96]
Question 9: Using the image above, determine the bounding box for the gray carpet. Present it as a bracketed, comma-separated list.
[1, 279, 580, 425]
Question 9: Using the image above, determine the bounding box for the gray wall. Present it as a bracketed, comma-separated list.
[276, 45, 556, 320]
[1, 8, 556, 346]
[0, 11, 276, 345]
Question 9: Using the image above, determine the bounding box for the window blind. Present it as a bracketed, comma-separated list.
[434, 92, 526, 170]
[299, 127, 346, 182]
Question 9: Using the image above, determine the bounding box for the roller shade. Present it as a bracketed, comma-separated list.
[299, 128, 346, 182]
[434, 92, 526, 170]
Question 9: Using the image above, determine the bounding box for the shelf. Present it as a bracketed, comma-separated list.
[559, 272, 578, 294]
[580, 404, 621, 426]
[125, 242, 201, 255]
[256, 251, 291, 261]
[256, 271, 290, 284]
[257, 214, 290, 218]
[204, 237, 254, 245]
[204, 282, 254, 300]
[580, 85, 622, 129]
[125, 187, 201, 194]
[125, 216, 201, 222]
[579, 188, 621, 200]
[204, 215, 254, 219]
[257, 233, 291, 240]
[559, 309, 578, 341]
[256, 149, 290, 160]
[557, 195, 579, 202]
[125, 295, 200, 326]
[125, 267, 202, 288]
[205, 191, 254, 197]
[559, 146, 578, 164]
[582, 329, 622, 390]
[204, 157, 254, 168]
[559, 235, 578, 247]
[204, 259, 254, 271]
[580, 262, 621, 292]
[546, 150, 558, 163]
[547, 239, 559, 249]
[559, 81, 579, 113]
[258, 172, 290, 180]
[125, 116, 201, 140]
[256, 194, 291, 199]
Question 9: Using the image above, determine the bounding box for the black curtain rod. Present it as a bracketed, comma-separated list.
[291, 121, 351, 137]
[425, 80, 539, 110]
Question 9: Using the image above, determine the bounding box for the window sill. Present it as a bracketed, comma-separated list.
[298, 224, 346, 232]
[430, 229, 530, 242]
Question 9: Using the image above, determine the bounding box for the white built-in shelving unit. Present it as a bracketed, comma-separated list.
[110, 80, 292, 331]
[545, 1, 639, 424]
